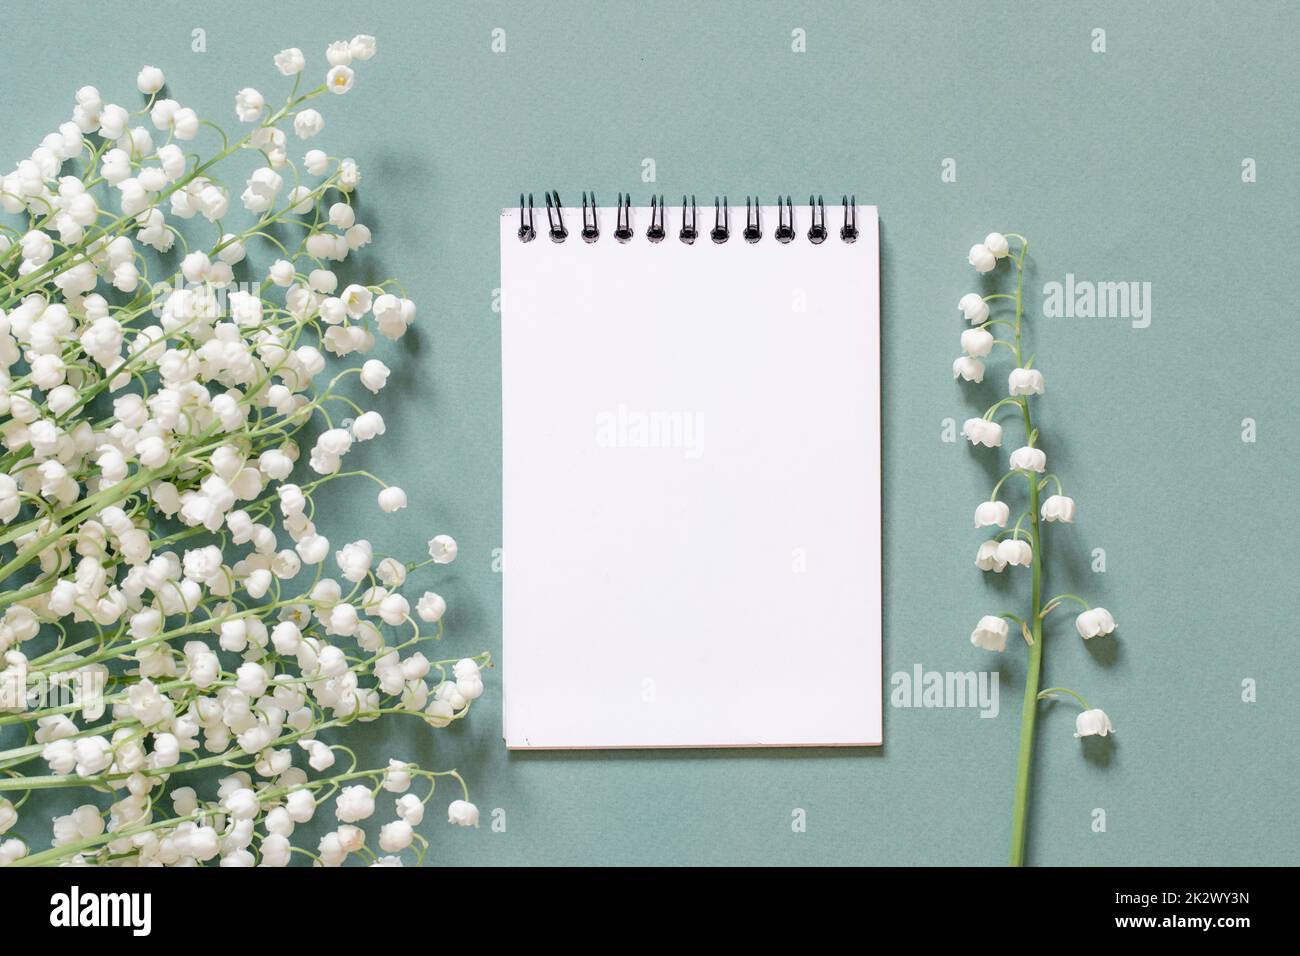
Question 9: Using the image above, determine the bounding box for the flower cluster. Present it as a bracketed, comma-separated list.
[952, 232, 1117, 865]
[0, 37, 487, 866]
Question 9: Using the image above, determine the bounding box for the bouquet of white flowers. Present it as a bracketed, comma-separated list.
[0, 35, 488, 866]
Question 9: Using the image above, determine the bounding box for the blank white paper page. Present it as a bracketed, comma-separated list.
[500, 204, 880, 748]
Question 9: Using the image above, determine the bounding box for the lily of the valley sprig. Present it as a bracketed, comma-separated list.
[0, 36, 488, 867]
[953, 232, 1117, 867]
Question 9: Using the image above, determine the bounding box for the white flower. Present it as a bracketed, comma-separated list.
[378, 593, 410, 626]
[1008, 367, 1045, 396]
[223, 787, 259, 821]
[241, 167, 282, 213]
[156, 143, 185, 181]
[1009, 446, 1046, 473]
[172, 107, 199, 140]
[149, 98, 177, 131]
[285, 789, 316, 823]
[0, 840, 27, 865]
[455, 666, 484, 700]
[984, 232, 1010, 258]
[335, 540, 373, 583]
[1040, 494, 1076, 523]
[317, 832, 347, 866]
[974, 500, 1009, 528]
[335, 785, 375, 823]
[341, 284, 372, 317]
[278, 484, 306, 516]
[326, 65, 355, 95]
[996, 538, 1032, 567]
[296, 533, 330, 565]
[952, 356, 984, 383]
[416, 592, 446, 623]
[958, 293, 988, 325]
[1074, 709, 1113, 738]
[352, 411, 385, 441]
[961, 418, 1002, 448]
[337, 158, 360, 190]
[376, 557, 407, 588]
[269, 259, 296, 286]
[360, 359, 390, 393]
[379, 820, 413, 853]
[968, 243, 996, 273]
[346, 224, 372, 250]
[301, 740, 336, 772]
[0, 798, 16, 833]
[293, 109, 324, 140]
[428, 534, 458, 564]
[975, 540, 1007, 572]
[960, 328, 993, 357]
[275, 47, 305, 75]
[326, 40, 353, 66]
[382, 759, 412, 793]
[304, 149, 329, 175]
[970, 615, 1008, 652]
[317, 428, 353, 457]
[329, 202, 355, 228]
[136, 66, 165, 95]
[378, 487, 408, 513]
[1075, 607, 1116, 640]
[260, 833, 291, 867]
[98, 103, 129, 139]
[350, 34, 377, 60]
[396, 793, 424, 825]
[235, 88, 264, 123]
[447, 799, 479, 827]
[236, 661, 269, 697]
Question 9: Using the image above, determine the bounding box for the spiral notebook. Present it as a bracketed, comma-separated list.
[501, 194, 881, 749]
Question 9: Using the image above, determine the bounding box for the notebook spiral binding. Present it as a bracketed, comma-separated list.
[517, 192, 858, 245]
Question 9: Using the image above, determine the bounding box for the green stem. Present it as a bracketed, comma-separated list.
[1041, 593, 1089, 618]
[1037, 686, 1091, 710]
[1006, 236, 1043, 868]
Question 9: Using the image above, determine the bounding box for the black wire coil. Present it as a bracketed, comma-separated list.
[519, 193, 861, 244]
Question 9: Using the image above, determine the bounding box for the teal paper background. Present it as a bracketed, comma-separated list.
[5, 1, 1297, 865]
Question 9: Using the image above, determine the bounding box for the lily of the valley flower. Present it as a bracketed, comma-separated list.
[975, 540, 1007, 572]
[970, 615, 1009, 652]
[1009, 445, 1046, 473]
[996, 538, 1032, 567]
[968, 243, 997, 273]
[416, 592, 447, 623]
[1074, 709, 1114, 738]
[1040, 494, 1076, 523]
[1007, 367, 1045, 396]
[1075, 607, 1116, 639]
[984, 232, 1010, 258]
[958, 292, 989, 325]
[974, 500, 1010, 528]
[961, 327, 994, 357]
[447, 799, 480, 827]
[136, 66, 165, 95]
[952, 356, 984, 383]
[961, 418, 1003, 448]
[428, 534, 458, 564]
